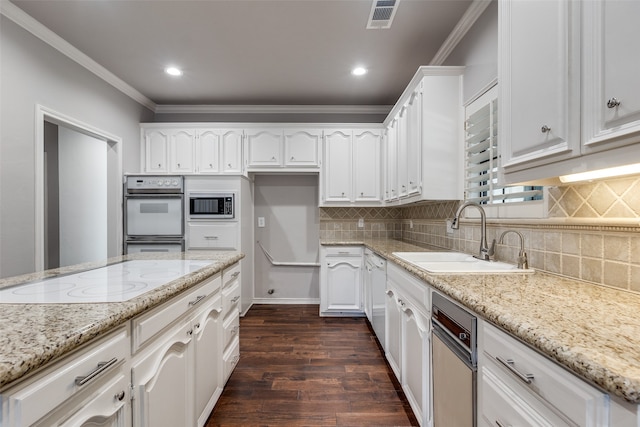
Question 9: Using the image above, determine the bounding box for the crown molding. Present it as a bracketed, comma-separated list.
[154, 104, 393, 115]
[430, 0, 493, 66]
[1, 0, 156, 111]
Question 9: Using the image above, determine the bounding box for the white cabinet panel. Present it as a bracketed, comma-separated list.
[170, 129, 196, 173]
[187, 222, 239, 250]
[353, 130, 381, 202]
[384, 119, 399, 201]
[320, 246, 363, 315]
[401, 305, 429, 427]
[196, 130, 220, 174]
[499, 0, 581, 172]
[284, 129, 321, 167]
[384, 287, 402, 380]
[323, 130, 352, 203]
[246, 129, 283, 167]
[582, 0, 640, 153]
[221, 130, 243, 174]
[144, 129, 169, 173]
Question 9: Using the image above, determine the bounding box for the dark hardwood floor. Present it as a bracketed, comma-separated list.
[205, 304, 418, 427]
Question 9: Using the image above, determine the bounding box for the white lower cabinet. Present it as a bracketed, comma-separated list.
[386, 262, 430, 427]
[2, 327, 130, 427]
[221, 263, 241, 384]
[319, 246, 363, 316]
[478, 320, 608, 427]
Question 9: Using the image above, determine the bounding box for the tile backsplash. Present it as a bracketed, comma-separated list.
[320, 176, 640, 294]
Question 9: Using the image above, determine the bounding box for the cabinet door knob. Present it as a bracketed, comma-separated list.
[115, 391, 126, 401]
[541, 125, 551, 133]
[228, 163, 232, 168]
[271, 156, 276, 161]
[290, 156, 295, 161]
[177, 163, 180, 167]
[158, 163, 161, 167]
[209, 163, 213, 167]
[607, 97, 621, 108]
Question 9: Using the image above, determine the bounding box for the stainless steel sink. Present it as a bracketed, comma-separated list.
[392, 252, 534, 274]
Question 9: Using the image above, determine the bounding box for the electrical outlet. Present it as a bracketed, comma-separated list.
[258, 217, 266, 228]
[446, 219, 454, 235]
[358, 218, 364, 228]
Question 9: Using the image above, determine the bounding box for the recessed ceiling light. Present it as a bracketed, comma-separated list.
[351, 67, 368, 76]
[165, 66, 183, 76]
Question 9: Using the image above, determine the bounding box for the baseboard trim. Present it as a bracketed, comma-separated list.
[251, 298, 320, 305]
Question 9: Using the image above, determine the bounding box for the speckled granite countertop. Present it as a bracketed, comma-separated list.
[0, 250, 243, 391]
[322, 238, 640, 404]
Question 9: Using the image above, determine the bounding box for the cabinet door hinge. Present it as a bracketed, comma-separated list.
[129, 383, 135, 401]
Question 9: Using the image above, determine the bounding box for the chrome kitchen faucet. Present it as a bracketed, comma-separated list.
[451, 201, 495, 261]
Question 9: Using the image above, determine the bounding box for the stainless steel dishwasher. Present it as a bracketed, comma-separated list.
[431, 291, 477, 427]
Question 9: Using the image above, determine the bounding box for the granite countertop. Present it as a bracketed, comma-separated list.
[322, 238, 640, 404]
[0, 250, 243, 391]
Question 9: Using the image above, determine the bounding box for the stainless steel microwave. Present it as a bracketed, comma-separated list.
[188, 192, 235, 219]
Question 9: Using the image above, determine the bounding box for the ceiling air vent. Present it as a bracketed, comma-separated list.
[367, 0, 400, 29]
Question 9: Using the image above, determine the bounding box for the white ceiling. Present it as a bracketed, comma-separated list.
[10, 0, 475, 108]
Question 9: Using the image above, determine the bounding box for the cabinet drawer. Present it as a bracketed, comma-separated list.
[4, 326, 129, 427]
[222, 263, 241, 290]
[132, 273, 222, 352]
[222, 336, 240, 383]
[388, 263, 429, 314]
[187, 222, 238, 250]
[222, 281, 241, 318]
[480, 365, 569, 427]
[223, 310, 240, 351]
[323, 246, 362, 257]
[481, 322, 607, 426]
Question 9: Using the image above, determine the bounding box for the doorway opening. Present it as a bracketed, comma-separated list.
[36, 106, 122, 271]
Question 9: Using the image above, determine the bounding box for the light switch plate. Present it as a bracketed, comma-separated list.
[358, 218, 364, 228]
[258, 217, 266, 228]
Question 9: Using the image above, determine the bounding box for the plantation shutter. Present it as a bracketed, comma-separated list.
[464, 86, 543, 204]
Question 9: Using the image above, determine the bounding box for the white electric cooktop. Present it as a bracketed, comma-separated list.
[0, 260, 214, 304]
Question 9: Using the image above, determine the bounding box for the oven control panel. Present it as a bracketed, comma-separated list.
[125, 175, 183, 193]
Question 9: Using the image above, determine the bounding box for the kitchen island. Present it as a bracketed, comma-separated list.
[0, 250, 243, 390]
[322, 238, 640, 409]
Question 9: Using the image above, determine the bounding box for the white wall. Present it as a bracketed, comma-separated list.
[443, 0, 498, 103]
[0, 16, 153, 278]
[253, 174, 320, 303]
[58, 127, 108, 267]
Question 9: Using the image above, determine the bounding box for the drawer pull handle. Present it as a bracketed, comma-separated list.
[189, 295, 207, 307]
[187, 329, 193, 336]
[75, 357, 118, 386]
[231, 296, 240, 303]
[204, 236, 219, 240]
[385, 290, 393, 296]
[496, 356, 534, 384]
[231, 272, 240, 278]
[231, 326, 239, 335]
[541, 125, 551, 133]
[115, 391, 126, 401]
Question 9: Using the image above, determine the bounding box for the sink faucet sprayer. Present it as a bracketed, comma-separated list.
[498, 230, 529, 270]
[451, 201, 495, 261]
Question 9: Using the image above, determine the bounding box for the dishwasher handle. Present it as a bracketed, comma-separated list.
[432, 321, 475, 369]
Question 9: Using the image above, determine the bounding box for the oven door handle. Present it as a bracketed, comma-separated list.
[432, 321, 474, 369]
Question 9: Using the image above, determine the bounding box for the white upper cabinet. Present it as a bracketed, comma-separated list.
[384, 118, 399, 202]
[221, 129, 243, 174]
[284, 129, 321, 167]
[353, 130, 382, 202]
[383, 67, 464, 205]
[323, 129, 353, 203]
[245, 129, 282, 167]
[196, 130, 220, 174]
[170, 129, 196, 173]
[144, 129, 169, 173]
[499, 0, 581, 173]
[142, 126, 244, 175]
[322, 128, 383, 205]
[501, 0, 640, 184]
[582, 0, 640, 154]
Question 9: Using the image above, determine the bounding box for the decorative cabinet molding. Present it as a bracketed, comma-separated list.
[245, 129, 283, 168]
[284, 129, 321, 167]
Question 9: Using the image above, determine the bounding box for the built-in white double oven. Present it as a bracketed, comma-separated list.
[124, 175, 185, 254]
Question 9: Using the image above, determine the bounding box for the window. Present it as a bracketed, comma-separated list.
[464, 85, 543, 205]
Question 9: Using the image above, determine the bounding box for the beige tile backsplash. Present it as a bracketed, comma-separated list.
[320, 176, 640, 294]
